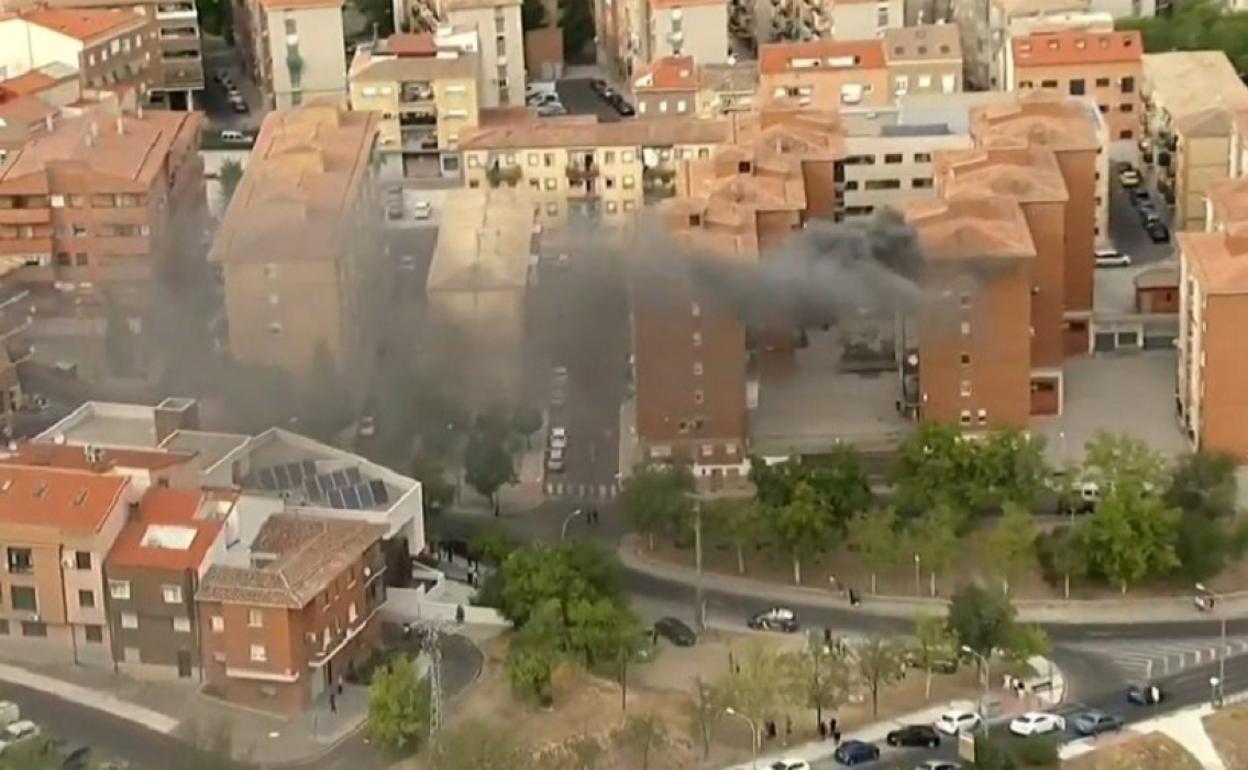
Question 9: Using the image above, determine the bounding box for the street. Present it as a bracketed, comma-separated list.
[200, 35, 266, 132]
[556, 78, 625, 123]
[1105, 162, 1174, 266]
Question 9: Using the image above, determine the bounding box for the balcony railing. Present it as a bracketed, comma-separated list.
[566, 161, 599, 181]
[486, 163, 522, 186]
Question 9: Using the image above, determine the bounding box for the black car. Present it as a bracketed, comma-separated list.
[1137, 204, 1159, 224]
[886, 724, 941, 748]
[612, 96, 636, 116]
[1127, 684, 1164, 705]
[589, 78, 608, 95]
[1130, 188, 1151, 206]
[1146, 220, 1170, 243]
[653, 616, 697, 646]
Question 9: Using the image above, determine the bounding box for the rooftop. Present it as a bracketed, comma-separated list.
[106, 488, 235, 572]
[460, 114, 731, 150]
[257, 0, 344, 10]
[14, 7, 146, 41]
[428, 188, 534, 293]
[970, 90, 1100, 152]
[160, 430, 251, 473]
[1142, 51, 1248, 132]
[1180, 230, 1248, 295]
[0, 109, 202, 194]
[882, 24, 962, 63]
[196, 513, 384, 608]
[1, 442, 198, 472]
[0, 464, 127, 532]
[349, 46, 478, 82]
[36, 401, 167, 448]
[759, 39, 887, 76]
[900, 196, 1036, 263]
[210, 100, 380, 265]
[1205, 174, 1248, 236]
[376, 32, 437, 56]
[936, 145, 1069, 203]
[698, 62, 759, 94]
[1012, 28, 1140, 66]
[990, 0, 1089, 16]
[633, 56, 697, 92]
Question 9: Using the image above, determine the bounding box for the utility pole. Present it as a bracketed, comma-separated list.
[409, 617, 452, 735]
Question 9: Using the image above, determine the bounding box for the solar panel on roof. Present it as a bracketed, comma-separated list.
[259, 468, 278, 490]
[304, 477, 322, 501]
[286, 462, 305, 484]
[356, 482, 375, 507]
[331, 470, 350, 487]
[328, 488, 346, 508]
[314, 474, 336, 493]
[369, 479, 389, 505]
[274, 465, 291, 488]
[341, 487, 361, 508]
[301, 459, 317, 476]
[346, 467, 362, 484]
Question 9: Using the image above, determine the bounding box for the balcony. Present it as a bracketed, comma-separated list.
[401, 125, 439, 152]
[155, 3, 197, 20]
[399, 81, 435, 105]
[566, 160, 600, 181]
[486, 162, 522, 187]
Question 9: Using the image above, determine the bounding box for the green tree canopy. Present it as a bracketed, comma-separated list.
[489, 542, 622, 627]
[769, 481, 834, 584]
[982, 501, 1038, 595]
[1118, 0, 1248, 73]
[1074, 487, 1180, 592]
[854, 636, 907, 717]
[705, 497, 761, 575]
[717, 645, 784, 747]
[783, 636, 850, 728]
[905, 504, 961, 596]
[1165, 451, 1239, 518]
[913, 615, 956, 699]
[522, 0, 547, 29]
[464, 429, 514, 515]
[566, 597, 644, 667]
[619, 464, 693, 550]
[366, 655, 431, 751]
[805, 445, 874, 532]
[947, 584, 1016, 663]
[847, 507, 901, 594]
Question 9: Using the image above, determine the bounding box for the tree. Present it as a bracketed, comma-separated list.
[913, 615, 955, 700]
[1081, 431, 1168, 496]
[717, 645, 784, 748]
[565, 597, 642, 667]
[219, 158, 244, 211]
[366, 656, 431, 751]
[559, 0, 594, 60]
[854, 636, 906, 717]
[783, 636, 850, 729]
[804, 445, 874, 533]
[471, 526, 520, 565]
[847, 507, 900, 594]
[706, 498, 761, 575]
[1004, 623, 1051, 664]
[769, 481, 834, 584]
[686, 677, 724, 761]
[982, 502, 1037, 595]
[892, 422, 979, 516]
[464, 429, 515, 515]
[619, 464, 693, 550]
[976, 428, 1049, 510]
[507, 637, 557, 705]
[522, 0, 547, 30]
[428, 720, 535, 770]
[1074, 487, 1179, 593]
[749, 456, 804, 509]
[1165, 451, 1239, 519]
[1118, 0, 1248, 73]
[947, 584, 1016, 666]
[616, 714, 668, 770]
[905, 505, 960, 596]
[490, 542, 622, 628]
[512, 406, 543, 449]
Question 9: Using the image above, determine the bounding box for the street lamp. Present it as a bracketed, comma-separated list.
[1197, 582, 1226, 705]
[961, 645, 990, 732]
[724, 707, 758, 769]
[913, 553, 922, 597]
[561, 508, 585, 540]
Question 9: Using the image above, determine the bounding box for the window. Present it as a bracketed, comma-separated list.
[120, 613, 138, 629]
[876, 4, 889, 25]
[544, 178, 557, 190]
[7, 548, 32, 574]
[1121, 76, 1134, 94]
[959, 410, 972, 426]
[960, 380, 972, 397]
[211, 615, 224, 632]
[976, 408, 988, 426]
[72, 224, 87, 236]
[78, 589, 95, 608]
[84, 624, 103, 643]
[21, 622, 46, 638]
[894, 75, 909, 94]
[959, 293, 971, 308]
[960, 321, 971, 335]
[50, 194, 65, 208]
[1119, 129, 1133, 140]
[1069, 79, 1085, 96]
[1095, 77, 1110, 87]
[268, 322, 282, 335]
[529, 179, 540, 190]
[10, 586, 36, 612]
[960, 352, 971, 366]
[864, 179, 901, 190]
[1119, 103, 1133, 112]
[918, 75, 932, 89]
[912, 178, 933, 189]
[692, 331, 702, 346]
[284, 17, 296, 35]
[250, 644, 267, 662]
[173, 616, 191, 633]
[74, 551, 91, 569]
[162, 585, 182, 604]
[0, 620, 8, 635]
[884, 153, 903, 164]
[693, 389, 704, 404]
[109, 580, 131, 600]
[527, 153, 538, 166]
[1041, 79, 1058, 89]
[622, 176, 635, 189]
[348, 602, 358, 623]
[693, 361, 703, 376]
[914, 153, 931, 163]
[248, 609, 263, 628]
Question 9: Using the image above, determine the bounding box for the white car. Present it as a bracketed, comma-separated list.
[4, 720, 38, 742]
[412, 200, 432, 220]
[546, 447, 565, 472]
[549, 426, 568, 450]
[1009, 711, 1066, 737]
[934, 709, 981, 735]
[358, 415, 376, 438]
[768, 761, 811, 770]
[1094, 249, 1133, 268]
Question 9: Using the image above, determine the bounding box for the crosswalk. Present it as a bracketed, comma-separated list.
[1069, 636, 1248, 681]
[544, 480, 619, 500]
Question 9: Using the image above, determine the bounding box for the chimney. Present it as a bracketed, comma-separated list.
[154, 397, 200, 444]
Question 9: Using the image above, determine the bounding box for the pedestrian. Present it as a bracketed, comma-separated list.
[337, 675, 344, 696]
[818, 720, 828, 740]
[329, 692, 337, 713]
[833, 728, 841, 747]
[784, 715, 792, 744]
[455, 604, 465, 624]
[766, 719, 777, 740]
[728, 650, 735, 673]
[829, 717, 838, 738]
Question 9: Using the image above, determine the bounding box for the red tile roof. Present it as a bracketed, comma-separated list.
[759, 39, 887, 76]
[1012, 29, 1141, 67]
[3, 443, 197, 471]
[106, 488, 232, 572]
[634, 56, 698, 92]
[0, 465, 127, 532]
[381, 33, 437, 57]
[0, 71, 56, 96]
[19, 8, 145, 42]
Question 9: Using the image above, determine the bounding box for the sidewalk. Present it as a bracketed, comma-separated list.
[619, 536, 1248, 625]
[1060, 703, 1225, 769]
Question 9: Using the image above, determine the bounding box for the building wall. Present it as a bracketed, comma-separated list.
[105, 564, 200, 676]
[651, 4, 728, 65]
[1178, 134, 1233, 233]
[1012, 63, 1140, 160]
[1015, 198, 1065, 370]
[79, 21, 159, 97]
[426, 288, 525, 408]
[1050, 147, 1096, 320]
[919, 260, 1032, 428]
[0, 18, 84, 78]
[152, 0, 205, 93]
[831, 0, 903, 39]
[1177, 252, 1200, 444]
[1198, 294, 1248, 461]
[447, 4, 524, 107]
[759, 66, 890, 110]
[889, 60, 961, 97]
[839, 133, 972, 217]
[1135, 284, 1177, 313]
[636, 88, 699, 117]
[1089, 0, 1153, 17]
[264, 6, 347, 109]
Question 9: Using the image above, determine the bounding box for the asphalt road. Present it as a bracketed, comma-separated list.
[556, 78, 626, 123]
[200, 36, 266, 132]
[1106, 162, 1174, 266]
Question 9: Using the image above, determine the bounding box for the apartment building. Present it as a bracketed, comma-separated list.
[0, 464, 131, 664]
[936, 145, 1068, 412]
[234, 0, 347, 109]
[901, 196, 1035, 429]
[348, 34, 479, 180]
[632, 56, 698, 118]
[993, 9, 1109, 90]
[0, 7, 158, 103]
[404, 0, 524, 107]
[883, 24, 962, 98]
[0, 65, 78, 159]
[954, 0, 1086, 89]
[1141, 51, 1248, 232]
[197, 513, 387, 713]
[646, 0, 729, 67]
[0, 107, 205, 310]
[798, 0, 904, 41]
[1231, 111, 1248, 179]
[696, 61, 757, 117]
[758, 39, 890, 111]
[459, 115, 731, 229]
[104, 487, 235, 679]
[970, 91, 1104, 353]
[1007, 28, 1141, 160]
[426, 188, 534, 408]
[210, 101, 382, 379]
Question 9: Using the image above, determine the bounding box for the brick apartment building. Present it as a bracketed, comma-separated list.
[1006, 28, 1141, 160]
[632, 56, 698, 118]
[901, 196, 1036, 429]
[233, 0, 348, 110]
[0, 464, 131, 664]
[758, 39, 891, 111]
[196, 513, 387, 714]
[969, 91, 1103, 354]
[882, 24, 963, 98]
[935, 144, 1068, 413]
[210, 100, 382, 379]
[0, 106, 204, 311]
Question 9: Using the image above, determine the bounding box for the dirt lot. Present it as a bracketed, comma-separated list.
[1204, 703, 1248, 770]
[1062, 732, 1201, 770]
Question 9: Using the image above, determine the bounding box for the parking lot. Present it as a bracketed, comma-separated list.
[200, 36, 265, 130]
[1105, 162, 1174, 267]
[553, 78, 633, 123]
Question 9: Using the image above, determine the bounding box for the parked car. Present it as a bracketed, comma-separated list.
[1127, 684, 1164, 705]
[4, 720, 39, 742]
[549, 426, 568, 450]
[747, 606, 799, 632]
[915, 762, 962, 770]
[398, 254, 418, 272]
[230, 99, 249, 114]
[358, 415, 376, 438]
[412, 200, 432, 220]
[1073, 710, 1123, 736]
[768, 761, 811, 770]
[537, 102, 568, 117]
[55, 742, 91, 770]
[1094, 249, 1132, 268]
[934, 709, 981, 735]
[1118, 167, 1142, 187]
[1009, 711, 1066, 736]
[386, 203, 404, 221]
[833, 740, 880, 766]
[610, 94, 636, 116]
[546, 447, 565, 473]
[886, 724, 941, 748]
[589, 78, 609, 95]
[1130, 188, 1151, 206]
[1137, 204, 1159, 224]
[1146, 220, 1170, 243]
[904, 649, 957, 673]
[653, 616, 697, 646]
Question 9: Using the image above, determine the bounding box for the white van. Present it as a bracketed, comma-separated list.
[219, 129, 247, 143]
[0, 702, 19, 729]
[1094, 249, 1132, 268]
